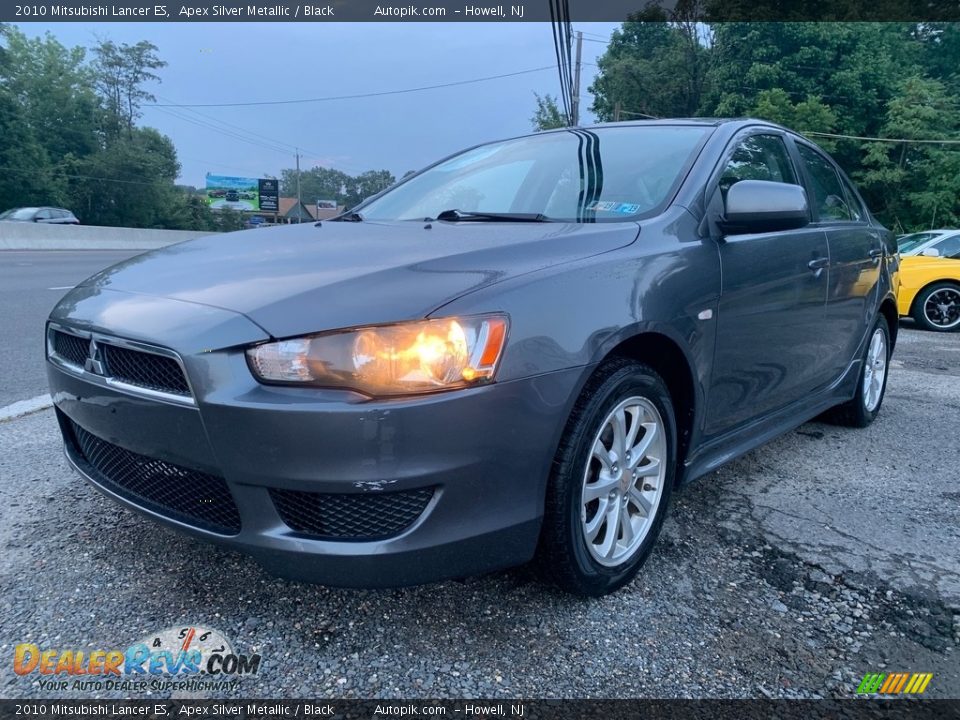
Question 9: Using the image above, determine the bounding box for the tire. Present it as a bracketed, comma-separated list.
[829, 315, 890, 428]
[538, 358, 676, 597]
[912, 282, 960, 332]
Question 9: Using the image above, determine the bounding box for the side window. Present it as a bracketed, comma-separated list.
[797, 144, 853, 222]
[838, 174, 865, 222]
[35, 209, 52, 220]
[933, 235, 960, 259]
[719, 134, 798, 204]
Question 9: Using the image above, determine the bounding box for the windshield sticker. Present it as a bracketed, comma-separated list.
[586, 201, 642, 214]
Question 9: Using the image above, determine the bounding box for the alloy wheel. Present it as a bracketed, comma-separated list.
[924, 287, 960, 330]
[581, 396, 667, 567]
[862, 328, 887, 412]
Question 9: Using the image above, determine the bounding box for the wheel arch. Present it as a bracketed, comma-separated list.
[602, 331, 699, 482]
[879, 296, 899, 352]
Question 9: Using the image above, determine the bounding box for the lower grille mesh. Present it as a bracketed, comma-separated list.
[270, 486, 434, 540]
[68, 419, 241, 535]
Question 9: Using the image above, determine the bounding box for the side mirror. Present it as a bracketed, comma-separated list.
[720, 180, 810, 235]
[920, 247, 941, 257]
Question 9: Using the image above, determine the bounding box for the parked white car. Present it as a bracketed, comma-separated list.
[897, 229, 960, 257]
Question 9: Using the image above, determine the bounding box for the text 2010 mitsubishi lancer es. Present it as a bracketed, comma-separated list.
[47, 120, 898, 596]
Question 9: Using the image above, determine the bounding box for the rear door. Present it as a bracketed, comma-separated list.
[793, 141, 882, 382]
[705, 131, 830, 435]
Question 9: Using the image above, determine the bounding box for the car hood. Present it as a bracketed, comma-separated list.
[80, 220, 639, 338]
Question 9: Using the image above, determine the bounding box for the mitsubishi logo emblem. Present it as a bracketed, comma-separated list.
[84, 338, 106, 376]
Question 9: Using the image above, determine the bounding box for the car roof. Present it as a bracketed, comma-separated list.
[527, 118, 798, 143]
[902, 229, 959, 237]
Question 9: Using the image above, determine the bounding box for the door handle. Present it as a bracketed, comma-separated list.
[869, 248, 884, 260]
[808, 257, 830, 271]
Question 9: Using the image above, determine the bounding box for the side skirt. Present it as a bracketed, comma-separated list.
[680, 354, 862, 486]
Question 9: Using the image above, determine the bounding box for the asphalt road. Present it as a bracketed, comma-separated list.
[0, 255, 957, 698]
[0, 250, 142, 407]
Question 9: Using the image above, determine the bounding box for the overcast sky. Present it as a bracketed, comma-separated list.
[19, 22, 620, 188]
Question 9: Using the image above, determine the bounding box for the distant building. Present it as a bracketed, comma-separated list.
[276, 198, 344, 223]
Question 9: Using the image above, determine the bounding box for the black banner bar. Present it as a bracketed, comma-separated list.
[0, 700, 959, 720]
[3, 0, 960, 23]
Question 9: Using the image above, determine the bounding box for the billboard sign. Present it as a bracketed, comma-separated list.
[259, 179, 279, 213]
[316, 199, 337, 210]
[205, 174, 262, 211]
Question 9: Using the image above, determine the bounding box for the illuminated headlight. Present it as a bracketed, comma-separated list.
[246, 315, 509, 396]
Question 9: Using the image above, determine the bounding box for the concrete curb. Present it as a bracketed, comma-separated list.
[0, 223, 215, 251]
[0, 395, 53, 422]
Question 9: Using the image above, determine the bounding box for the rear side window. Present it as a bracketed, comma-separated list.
[838, 175, 865, 222]
[719, 134, 797, 203]
[797, 144, 854, 222]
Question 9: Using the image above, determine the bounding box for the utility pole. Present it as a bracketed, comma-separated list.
[614, 101, 622, 122]
[295, 149, 302, 224]
[571, 31, 583, 127]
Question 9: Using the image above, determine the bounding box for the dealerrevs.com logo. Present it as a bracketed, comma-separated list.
[13, 626, 262, 693]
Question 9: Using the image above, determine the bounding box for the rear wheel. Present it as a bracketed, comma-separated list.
[912, 282, 960, 332]
[539, 358, 676, 596]
[829, 315, 890, 428]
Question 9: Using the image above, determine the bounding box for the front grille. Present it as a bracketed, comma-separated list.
[52, 330, 89, 367]
[100, 344, 191, 396]
[270, 486, 434, 540]
[67, 418, 241, 535]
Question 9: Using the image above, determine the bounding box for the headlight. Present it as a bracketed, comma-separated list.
[246, 314, 509, 396]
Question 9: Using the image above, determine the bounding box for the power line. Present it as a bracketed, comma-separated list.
[152, 93, 369, 171]
[803, 130, 960, 145]
[146, 66, 555, 108]
[153, 107, 295, 156]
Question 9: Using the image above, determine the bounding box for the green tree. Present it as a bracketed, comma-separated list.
[345, 169, 395, 208]
[858, 76, 960, 232]
[71, 128, 182, 228]
[1, 28, 98, 172]
[282, 166, 351, 206]
[92, 39, 166, 139]
[531, 93, 566, 130]
[589, 6, 710, 121]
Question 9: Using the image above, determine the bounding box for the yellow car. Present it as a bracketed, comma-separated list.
[897, 255, 960, 331]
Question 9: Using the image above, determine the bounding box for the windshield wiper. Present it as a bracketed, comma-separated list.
[432, 209, 550, 223]
[330, 211, 364, 222]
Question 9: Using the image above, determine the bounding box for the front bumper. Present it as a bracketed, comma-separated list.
[47, 327, 584, 587]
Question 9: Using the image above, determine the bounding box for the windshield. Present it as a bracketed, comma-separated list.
[360, 126, 709, 223]
[898, 232, 940, 254]
[0, 208, 37, 220]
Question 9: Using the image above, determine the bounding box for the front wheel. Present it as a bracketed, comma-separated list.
[912, 282, 960, 332]
[538, 358, 676, 597]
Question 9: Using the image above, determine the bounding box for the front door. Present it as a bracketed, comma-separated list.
[705, 132, 829, 436]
